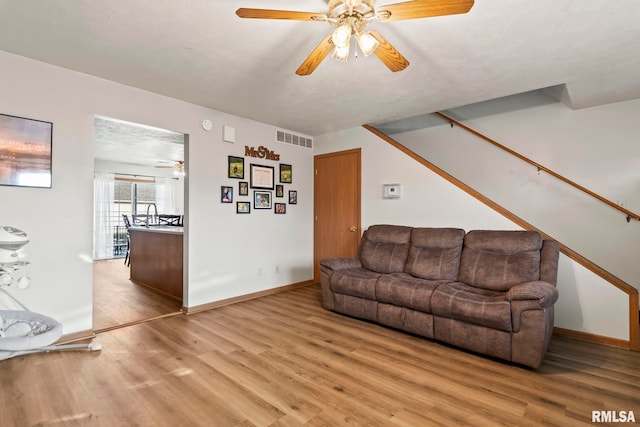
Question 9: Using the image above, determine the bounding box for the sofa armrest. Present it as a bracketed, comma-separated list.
[506, 281, 558, 308]
[319, 257, 362, 272]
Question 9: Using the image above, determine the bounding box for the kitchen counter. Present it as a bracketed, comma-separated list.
[129, 225, 183, 234]
[128, 226, 183, 300]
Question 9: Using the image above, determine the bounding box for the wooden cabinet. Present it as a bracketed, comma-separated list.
[129, 227, 183, 301]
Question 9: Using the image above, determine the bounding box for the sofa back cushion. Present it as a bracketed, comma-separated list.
[404, 228, 465, 281]
[458, 230, 542, 291]
[359, 225, 412, 274]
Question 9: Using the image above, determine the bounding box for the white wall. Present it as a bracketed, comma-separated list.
[314, 124, 629, 341]
[0, 51, 314, 334]
[395, 92, 640, 289]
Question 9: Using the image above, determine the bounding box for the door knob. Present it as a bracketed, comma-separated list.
[349, 226, 357, 232]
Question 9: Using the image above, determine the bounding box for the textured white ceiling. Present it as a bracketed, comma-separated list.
[94, 116, 184, 167]
[0, 0, 639, 137]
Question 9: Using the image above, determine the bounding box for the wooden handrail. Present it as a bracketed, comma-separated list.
[434, 112, 640, 222]
[363, 123, 638, 351]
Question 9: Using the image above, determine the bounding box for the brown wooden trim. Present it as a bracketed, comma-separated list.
[630, 292, 639, 351]
[183, 280, 315, 315]
[56, 329, 96, 345]
[363, 124, 639, 351]
[557, 245, 637, 296]
[93, 311, 184, 334]
[434, 112, 640, 222]
[114, 175, 155, 184]
[553, 327, 630, 350]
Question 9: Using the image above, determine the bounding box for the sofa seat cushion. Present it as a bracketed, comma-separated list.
[404, 227, 465, 281]
[458, 230, 542, 291]
[431, 282, 512, 332]
[330, 268, 381, 300]
[376, 273, 444, 313]
[359, 225, 412, 274]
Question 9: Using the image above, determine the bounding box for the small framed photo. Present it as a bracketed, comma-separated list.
[236, 201, 250, 214]
[239, 181, 248, 196]
[280, 163, 292, 183]
[289, 190, 298, 205]
[250, 164, 274, 189]
[228, 156, 244, 179]
[221, 186, 233, 203]
[254, 190, 272, 209]
[276, 184, 284, 198]
[274, 203, 286, 214]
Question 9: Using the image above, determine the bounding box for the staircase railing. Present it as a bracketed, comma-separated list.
[362, 123, 639, 351]
[434, 112, 640, 223]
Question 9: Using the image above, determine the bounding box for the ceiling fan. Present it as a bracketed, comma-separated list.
[155, 160, 185, 176]
[236, 0, 474, 76]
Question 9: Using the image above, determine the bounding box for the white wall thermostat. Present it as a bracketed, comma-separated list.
[201, 119, 213, 131]
[383, 183, 401, 199]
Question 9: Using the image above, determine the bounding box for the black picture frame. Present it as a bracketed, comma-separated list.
[276, 184, 284, 198]
[221, 186, 233, 203]
[289, 190, 298, 205]
[274, 203, 286, 214]
[254, 190, 272, 209]
[239, 181, 248, 196]
[236, 201, 250, 214]
[250, 164, 274, 189]
[0, 113, 53, 188]
[280, 163, 292, 183]
[228, 156, 244, 179]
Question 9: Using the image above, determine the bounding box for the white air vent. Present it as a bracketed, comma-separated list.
[276, 129, 313, 149]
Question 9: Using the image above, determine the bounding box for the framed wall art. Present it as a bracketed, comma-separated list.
[239, 181, 248, 196]
[274, 203, 286, 214]
[250, 164, 274, 189]
[221, 186, 233, 203]
[0, 113, 53, 188]
[289, 190, 298, 205]
[254, 190, 272, 209]
[276, 184, 284, 198]
[228, 156, 244, 179]
[237, 201, 250, 214]
[279, 163, 292, 183]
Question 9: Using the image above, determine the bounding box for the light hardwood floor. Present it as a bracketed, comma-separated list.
[93, 259, 182, 331]
[2, 284, 639, 426]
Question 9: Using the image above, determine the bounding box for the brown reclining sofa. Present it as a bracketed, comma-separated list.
[319, 225, 560, 368]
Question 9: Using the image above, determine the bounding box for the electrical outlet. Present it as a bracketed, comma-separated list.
[257, 268, 263, 276]
[275, 265, 280, 274]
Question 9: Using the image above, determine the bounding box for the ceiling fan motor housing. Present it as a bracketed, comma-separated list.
[328, 0, 375, 28]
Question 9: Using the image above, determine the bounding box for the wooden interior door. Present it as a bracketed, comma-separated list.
[314, 148, 361, 282]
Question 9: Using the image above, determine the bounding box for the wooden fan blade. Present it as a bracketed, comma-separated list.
[377, 0, 474, 22]
[369, 31, 409, 72]
[296, 35, 334, 76]
[236, 8, 326, 21]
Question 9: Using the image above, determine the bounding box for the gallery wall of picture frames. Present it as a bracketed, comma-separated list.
[225, 153, 297, 215]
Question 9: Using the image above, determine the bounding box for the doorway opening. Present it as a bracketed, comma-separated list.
[92, 116, 186, 332]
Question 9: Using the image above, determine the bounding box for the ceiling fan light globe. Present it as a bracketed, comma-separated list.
[331, 24, 352, 48]
[356, 31, 379, 56]
[332, 45, 350, 62]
